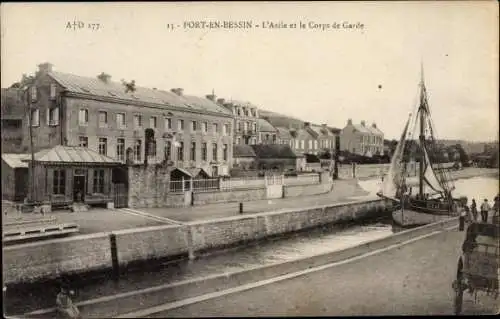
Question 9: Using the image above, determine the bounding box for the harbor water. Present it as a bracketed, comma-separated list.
[4, 175, 498, 316]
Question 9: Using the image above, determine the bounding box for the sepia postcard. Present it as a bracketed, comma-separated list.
[1, 1, 499, 317]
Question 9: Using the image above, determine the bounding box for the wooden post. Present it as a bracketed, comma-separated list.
[181, 176, 185, 192]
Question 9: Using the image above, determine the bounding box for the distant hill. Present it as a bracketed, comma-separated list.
[437, 140, 498, 155]
[259, 109, 304, 129]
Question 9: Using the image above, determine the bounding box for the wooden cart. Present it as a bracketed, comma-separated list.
[452, 222, 499, 315]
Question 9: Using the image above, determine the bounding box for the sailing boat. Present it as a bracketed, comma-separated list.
[377, 65, 460, 227]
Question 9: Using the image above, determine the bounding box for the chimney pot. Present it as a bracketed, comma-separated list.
[372, 123, 377, 128]
[170, 88, 184, 96]
[217, 98, 225, 105]
[38, 62, 53, 74]
[303, 122, 310, 127]
[206, 94, 216, 101]
[361, 120, 366, 126]
[347, 118, 352, 125]
[97, 72, 112, 83]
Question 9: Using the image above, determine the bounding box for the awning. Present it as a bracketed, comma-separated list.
[2, 153, 29, 168]
[25, 145, 121, 165]
[171, 167, 193, 177]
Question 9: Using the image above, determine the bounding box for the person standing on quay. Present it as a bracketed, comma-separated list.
[470, 199, 478, 222]
[480, 198, 491, 223]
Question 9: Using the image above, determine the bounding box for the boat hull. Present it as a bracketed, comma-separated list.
[392, 209, 457, 228]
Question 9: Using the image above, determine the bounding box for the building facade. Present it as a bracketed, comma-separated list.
[340, 119, 384, 156]
[258, 118, 279, 144]
[290, 123, 321, 155]
[307, 123, 336, 154]
[16, 63, 234, 177]
[222, 100, 259, 145]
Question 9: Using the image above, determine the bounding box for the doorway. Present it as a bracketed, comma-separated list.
[73, 169, 87, 202]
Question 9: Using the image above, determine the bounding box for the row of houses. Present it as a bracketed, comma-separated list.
[1, 62, 385, 207]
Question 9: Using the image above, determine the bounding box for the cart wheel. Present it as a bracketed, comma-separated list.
[454, 258, 464, 315]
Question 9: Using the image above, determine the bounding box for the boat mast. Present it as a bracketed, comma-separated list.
[418, 63, 426, 197]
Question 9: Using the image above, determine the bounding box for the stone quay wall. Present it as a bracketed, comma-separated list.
[3, 199, 393, 285]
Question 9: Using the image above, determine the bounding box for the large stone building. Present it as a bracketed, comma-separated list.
[5, 63, 235, 177]
[340, 119, 384, 156]
[221, 100, 259, 145]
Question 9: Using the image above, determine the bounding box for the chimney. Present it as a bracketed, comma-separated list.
[372, 123, 377, 128]
[361, 120, 366, 127]
[206, 94, 216, 101]
[170, 88, 184, 96]
[38, 62, 53, 74]
[347, 118, 352, 125]
[303, 122, 310, 128]
[97, 72, 112, 83]
[321, 123, 327, 127]
[217, 98, 225, 105]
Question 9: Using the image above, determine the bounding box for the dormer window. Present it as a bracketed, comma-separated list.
[237, 108, 241, 116]
[50, 84, 57, 100]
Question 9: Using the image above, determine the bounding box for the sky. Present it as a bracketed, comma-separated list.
[1, 1, 498, 141]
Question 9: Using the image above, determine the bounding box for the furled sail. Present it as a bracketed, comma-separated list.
[380, 114, 411, 200]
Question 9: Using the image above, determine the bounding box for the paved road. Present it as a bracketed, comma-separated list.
[141, 190, 372, 223]
[145, 228, 499, 317]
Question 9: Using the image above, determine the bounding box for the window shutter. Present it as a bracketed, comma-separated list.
[46, 107, 50, 125]
[54, 108, 59, 125]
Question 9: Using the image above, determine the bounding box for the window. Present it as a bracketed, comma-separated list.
[177, 142, 184, 161]
[236, 137, 241, 145]
[223, 124, 229, 136]
[79, 109, 88, 125]
[244, 108, 248, 116]
[190, 142, 196, 161]
[308, 140, 313, 149]
[213, 123, 218, 134]
[212, 143, 218, 161]
[50, 84, 57, 100]
[93, 169, 105, 193]
[164, 140, 172, 160]
[202, 142, 207, 161]
[117, 138, 125, 161]
[191, 121, 197, 131]
[237, 108, 241, 116]
[202, 122, 208, 133]
[30, 86, 37, 102]
[223, 144, 228, 161]
[252, 137, 257, 145]
[237, 122, 242, 132]
[295, 140, 299, 149]
[79, 136, 88, 148]
[98, 138, 107, 155]
[117, 113, 126, 129]
[301, 140, 305, 149]
[49, 108, 59, 126]
[252, 122, 257, 132]
[134, 115, 142, 128]
[314, 140, 318, 149]
[99, 111, 108, 127]
[149, 140, 157, 157]
[265, 134, 269, 141]
[251, 109, 256, 117]
[244, 122, 249, 131]
[150, 116, 157, 129]
[134, 140, 142, 161]
[178, 119, 184, 130]
[273, 135, 277, 143]
[290, 140, 294, 148]
[53, 169, 66, 195]
[30, 108, 40, 127]
[165, 117, 172, 130]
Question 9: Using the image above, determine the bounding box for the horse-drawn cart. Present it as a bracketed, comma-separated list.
[452, 222, 500, 315]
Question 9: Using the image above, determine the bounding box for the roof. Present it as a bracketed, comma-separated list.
[294, 128, 316, 140]
[250, 144, 297, 159]
[350, 123, 383, 136]
[258, 118, 278, 132]
[187, 167, 210, 178]
[309, 125, 334, 137]
[229, 100, 259, 109]
[2, 153, 29, 168]
[275, 127, 293, 140]
[27, 145, 120, 164]
[233, 145, 257, 158]
[48, 72, 232, 116]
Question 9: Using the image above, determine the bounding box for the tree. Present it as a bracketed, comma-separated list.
[453, 144, 470, 166]
[9, 74, 35, 89]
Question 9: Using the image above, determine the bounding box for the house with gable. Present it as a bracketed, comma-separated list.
[340, 119, 384, 157]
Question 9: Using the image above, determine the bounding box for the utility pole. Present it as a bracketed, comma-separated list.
[28, 88, 36, 204]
